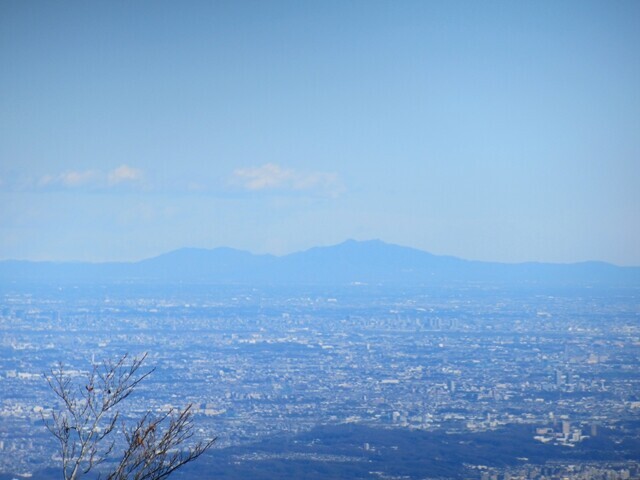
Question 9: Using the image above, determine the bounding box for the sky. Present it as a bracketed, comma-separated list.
[1, 1, 639, 265]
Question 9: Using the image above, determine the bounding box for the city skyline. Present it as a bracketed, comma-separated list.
[1, 1, 639, 265]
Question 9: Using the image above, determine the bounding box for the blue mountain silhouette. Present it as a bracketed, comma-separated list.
[1, 239, 638, 286]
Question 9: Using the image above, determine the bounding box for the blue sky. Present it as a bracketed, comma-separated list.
[1, 1, 639, 265]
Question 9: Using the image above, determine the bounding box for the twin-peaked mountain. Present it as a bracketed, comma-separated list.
[1, 239, 638, 286]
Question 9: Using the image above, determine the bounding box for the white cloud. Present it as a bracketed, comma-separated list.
[233, 163, 294, 190]
[231, 163, 343, 196]
[107, 164, 144, 186]
[33, 165, 144, 191]
[38, 169, 101, 188]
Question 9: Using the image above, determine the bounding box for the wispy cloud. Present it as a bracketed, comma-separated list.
[38, 169, 101, 188]
[231, 163, 343, 196]
[32, 165, 145, 191]
[3, 163, 341, 198]
[107, 165, 144, 186]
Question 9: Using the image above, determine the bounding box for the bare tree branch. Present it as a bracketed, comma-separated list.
[43, 353, 215, 480]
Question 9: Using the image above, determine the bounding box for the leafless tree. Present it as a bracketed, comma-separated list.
[43, 353, 216, 480]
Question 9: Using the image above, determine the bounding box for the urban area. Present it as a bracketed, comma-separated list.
[1, 282, 639, 479]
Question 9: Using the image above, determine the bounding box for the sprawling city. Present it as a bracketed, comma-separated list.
[1, 281, 638, 479]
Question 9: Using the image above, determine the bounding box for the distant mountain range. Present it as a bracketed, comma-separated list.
[1, 239, 638, 286]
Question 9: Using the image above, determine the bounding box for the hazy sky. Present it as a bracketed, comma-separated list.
[1, 1, 639, 265]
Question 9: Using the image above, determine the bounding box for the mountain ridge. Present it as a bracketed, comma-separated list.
[1, 239, 638, 286]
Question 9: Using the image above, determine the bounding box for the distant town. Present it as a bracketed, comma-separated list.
[1, 281, 639, 479]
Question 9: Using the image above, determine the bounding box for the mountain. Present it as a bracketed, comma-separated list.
[1, 239, 638, 287]
[132, 247, 276, 282]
